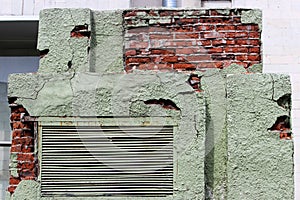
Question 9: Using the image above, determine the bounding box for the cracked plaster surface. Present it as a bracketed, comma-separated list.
[6, 8, 293, 200]
[226, 73, 293, 200]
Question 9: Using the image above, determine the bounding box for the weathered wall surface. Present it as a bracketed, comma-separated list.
[227, 73, 293, 199]
[5, 8, 293, 200]
[124, 9, 262, 71]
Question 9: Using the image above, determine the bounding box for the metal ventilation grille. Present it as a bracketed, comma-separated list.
[41, 125, 173, 197]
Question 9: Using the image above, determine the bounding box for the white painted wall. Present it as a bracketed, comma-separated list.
[0, 0, 130, 16]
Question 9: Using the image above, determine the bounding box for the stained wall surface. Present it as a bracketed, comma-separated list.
[5, 8, 294, 200]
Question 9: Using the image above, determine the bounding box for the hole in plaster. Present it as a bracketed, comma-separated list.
[70, 24, 91, 38]
[144, 98, 180, 110]
[38, 49, 49, 58]
[268, 115, 292, 140]
[67, 61, 72, 69]
[8, 97, 18, 104]
[277, 93, 291, 110]
[87, 47, 90, 54]
[187, 74, 202, 92]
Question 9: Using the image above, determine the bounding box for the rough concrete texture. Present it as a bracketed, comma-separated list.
[89, 10, 124, 73]
[8, 71, 206, 199]
[38, 9, 124, 74]
[38, 9, 92, 73]
[10, 180, 40, 200]
[226, 73, 293, 200]
[6, 8, 293, 200]
[241, 9, 262, 30]
[201, 69, 227, 200]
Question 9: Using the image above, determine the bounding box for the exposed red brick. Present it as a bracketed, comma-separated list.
[249, 47, 260, 53]
[236, 55, 248, 61]
[195, 25, 215, 31]
[149, 34, 173, 40]
[176, 48, 198, 54]
[125, 49, 137, 56]
[159, 10, 180, 17]
[12, 130, 22, 138]
[204, 32, 225, 39]
[124, 9, 261, 72]
[207, 47, 223, 53]
[186, 55, 211, 61]
[216, 25, 236, 31]
[248, 32, 260, 38]
[128, 41, 148, 49]
[237, 24, 259, 31]
[171, 26, 193, 32]
[124, 11, 137, 17]
[162, 56, 179, 63]
[212, 39, 226, 46]
[196, 62, 216, 68]
[7, 185, 17, 193]
[175, 33, 199, 39]
[247, 55, 261, 61]
[18, 162, 35, 170]
[11, 145, 22, 152]
[9, 177, 21, 185]
[173, 63, 196, 70]
[224, 47, 248, 53]
[176, 18, 199, 24]
[17, 153, 35, 162]
[150, 49, 175, 55]
[225, 32, 248, 38]
[126, 57, 151, 64]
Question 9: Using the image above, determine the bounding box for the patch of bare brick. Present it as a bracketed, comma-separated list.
[268, 115, 292, 140]
[124, 9, 261, 72]
[7, 98, 37, 194]
[70, 24, 91, 38]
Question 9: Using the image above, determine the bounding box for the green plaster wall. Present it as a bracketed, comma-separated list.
[6, 8, 293, 200]
[226, 73, 293, 199]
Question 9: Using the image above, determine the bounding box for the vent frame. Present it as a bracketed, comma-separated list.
[37, 117, 177, 199]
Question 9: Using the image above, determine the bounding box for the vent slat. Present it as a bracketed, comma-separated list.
[41, 125, 173, 197]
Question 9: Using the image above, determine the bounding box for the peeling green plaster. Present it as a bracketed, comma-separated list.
[10, 181, 40, 200]
[38, 9, 92, 73]
[241, 9, 262, 30]
[90, 10, 124, 73]
[201, 69, 227, 200]
[6, 8, 293, 200]
[226, 73, 293, 200]
[8, 71, 206, 199]
[9, 153, 18, 178]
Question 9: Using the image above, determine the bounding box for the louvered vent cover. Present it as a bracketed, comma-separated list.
[41, 125, 173, 197]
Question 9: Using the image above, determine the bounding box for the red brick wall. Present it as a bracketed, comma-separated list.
[124, 9, 261, 72]
[7, 102, 37, 194]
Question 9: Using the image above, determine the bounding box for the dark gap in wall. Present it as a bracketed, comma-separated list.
[70, 24, 91, 38]
[38, 49, 49, 58]
[67, 60, 72, 69]
[268, 115, 292, 140]
[276, 93, 291, 110]
[144, 98, 180, 110]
